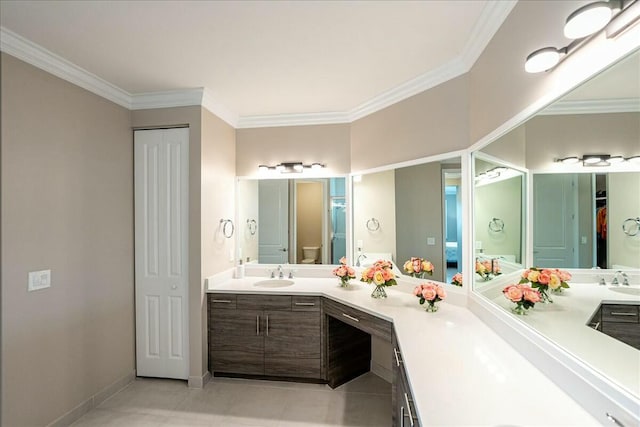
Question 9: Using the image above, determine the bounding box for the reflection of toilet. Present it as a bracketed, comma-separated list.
[301, 246, 320, 264]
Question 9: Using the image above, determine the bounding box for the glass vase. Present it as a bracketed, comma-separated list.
[371, 285, 387, 299]
[339, 278, 350, 288]
[550, 287, 564, 295]
[425, 301, 439, 312]
[511, 304, 527, 315]
[540, 289, 553, 303]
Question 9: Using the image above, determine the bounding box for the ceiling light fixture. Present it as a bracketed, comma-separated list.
[258, 162, 326, 174]
[525, 0, 635, 74]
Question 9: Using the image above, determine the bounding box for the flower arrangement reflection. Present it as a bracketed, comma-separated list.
[403, 257, 434, 278]
[475, 258, 501, 280]
[360, 260, 397, 299]
[503, 283, 542, 315]
[332, 257, 356, 287]
[413, 282, 446, 312]
[519, 267, 571, 303]
[451, 272, 463, 287]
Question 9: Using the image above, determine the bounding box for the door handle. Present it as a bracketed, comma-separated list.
[279, 248, 288, 252]
[171, 285, 178, 290]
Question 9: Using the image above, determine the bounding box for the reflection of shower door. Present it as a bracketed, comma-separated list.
[258, 180, 289, 263]
[331, 197, 346, 264]
[533, 174, 577, 267]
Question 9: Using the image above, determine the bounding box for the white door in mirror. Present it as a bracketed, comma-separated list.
[28, 269, 51, 291]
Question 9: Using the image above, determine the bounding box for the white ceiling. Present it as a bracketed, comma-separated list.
[0, 0, 516, 125]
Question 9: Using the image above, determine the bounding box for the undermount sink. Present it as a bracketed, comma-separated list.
[609, 286, 640, 296]
[253, 279, 295, 288]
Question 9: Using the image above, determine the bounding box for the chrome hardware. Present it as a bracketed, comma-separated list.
[277, 265, 284, 279]
[211, 299, 232, 303]
[612, 270, 622, 286]
[288, 270, 295, 279]
[393, 348, 402, 367]
[171, 284, 178, 290]
[356, 253, 367, 267]
[599, 277, 607, 286]
[605, 412, 625, 427]
[266, 315, 269, 336]
[591, 321, 600, 330]
[294, 302, 315, 306]
[610, 312, 636, 316]
[621, 272, 630, 286]
[404, 393, 414, 426]
[256, 315, 260, 335]
[342, 313, 359, 322]
[400, 406, 406, 427]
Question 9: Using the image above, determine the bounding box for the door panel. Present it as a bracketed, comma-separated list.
[258, 180, 289, 263]
[135, 128, 189, 379]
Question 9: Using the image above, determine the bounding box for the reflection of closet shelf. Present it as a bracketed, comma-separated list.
[595, 197, 607, 201]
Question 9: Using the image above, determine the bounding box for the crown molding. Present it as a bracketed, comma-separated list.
[0, 26, 131, 109]
[538, 98, 640, 115]
[237, 111, 351, 129]
[1, 0, 516, 129]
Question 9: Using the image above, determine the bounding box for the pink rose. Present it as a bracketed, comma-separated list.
[413, 286, 422, 296]
[538, 271, 551, 285]
[347, 267, 355, 276]
[422, 287, 437, 301]
[503, 285, 524, 303]
[524, 288, 541, 303]
[339, 256, 347, 265]
[522, 269, 530, 278]
[436, 285, 446, 299]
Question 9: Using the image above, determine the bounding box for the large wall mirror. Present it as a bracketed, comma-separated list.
[237, 177, 347, 265]
[472, 50, 640, 403]
[352, 156, 463, 285]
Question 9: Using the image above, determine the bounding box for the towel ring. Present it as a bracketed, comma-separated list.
[622, 217, 640, 237]
[366, 218, 380, 232]
[488, 217, 505, 232]
[220, 219, 235, 238]
[247, 219, 257, 236]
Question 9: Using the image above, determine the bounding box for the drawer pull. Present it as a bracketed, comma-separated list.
[610, 312, 637, 316]
[590, 322, 600, 330]
[212, 299, 232, 303]
[256, 315, 260, 335]
[404, 393, 415, 426]
[266, 315, 269, 336]
[294, 302, 315, 306]
[606, 412, 625, 427]
[394, 347, 403, 366]
[401, 406, 406, 427]
[342, 313, 359, 322]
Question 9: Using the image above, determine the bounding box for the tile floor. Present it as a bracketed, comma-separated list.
[71, 373, 391, 426]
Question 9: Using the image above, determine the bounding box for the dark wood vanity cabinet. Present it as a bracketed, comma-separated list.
[589, 303, 640, 350]
[208, 294, 323, 380]
[392, 330, 420, 427]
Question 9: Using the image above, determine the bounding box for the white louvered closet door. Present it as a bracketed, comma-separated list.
[134, 128, 189, 379]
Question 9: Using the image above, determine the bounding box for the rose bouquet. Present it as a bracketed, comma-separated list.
[332, 257, 356, 287]
[360, 259, 397, 299]
[451, 272, 463, 287]
[519, 267, 571, 303]
[475, 258, 502, 280]
[503, 283, 542, 315]
[413, 282, 447, 312]
[403, 257, 434, 278]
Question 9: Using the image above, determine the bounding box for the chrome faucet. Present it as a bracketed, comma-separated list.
[356, 253, 367, 267]
[612, 270, 623, 286]
[593, 266, 606, 285]
[277, 265, 284, 279]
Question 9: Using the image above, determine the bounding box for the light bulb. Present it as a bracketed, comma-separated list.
[607, 156, 625, 164]
[583, 156, 602, 165]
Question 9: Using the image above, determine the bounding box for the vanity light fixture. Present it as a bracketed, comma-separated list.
[556, 154, 633, 166]
[257, 162, 326, 174]
[559, 156, 581, 164]
[525, 0, 636, 73]
[627, 155, 640, 164]
[607, 155, 625, 163]
[564, 1, 620, 39]
[583, 154, 604, 164]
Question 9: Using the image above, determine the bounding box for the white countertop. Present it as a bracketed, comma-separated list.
[489, 278, 640, 402]
[207, 275, 598, 426]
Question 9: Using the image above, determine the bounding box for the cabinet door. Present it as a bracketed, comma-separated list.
[264, 311, 321, 378]
[210, 309, 264, 375]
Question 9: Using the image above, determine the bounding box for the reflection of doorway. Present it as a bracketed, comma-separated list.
[258, 180, 289, 263]
[330, 178, 346, 264]
[294, 180, 324, 264]
[594, 174, 607, 268]
[443, 171, 462, 282]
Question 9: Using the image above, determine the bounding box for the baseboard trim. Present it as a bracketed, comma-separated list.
[371, 361, 392, 383]
[188, 370, 211, 388]
[47, 370, 135, 427]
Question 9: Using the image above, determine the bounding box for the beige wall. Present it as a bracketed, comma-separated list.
[525, 113, 640, 170]
[395, 162, 445, 281]
[608, 173, 640, 268]
[295, 181, 323, 263]
[1, 54, 134, 426]
[480, 123, 526, 168]
[353, 170, 397, 262]
[237, 179, 260, 262]
[236, 124, 351, 177]
[350, 75, 469, 171]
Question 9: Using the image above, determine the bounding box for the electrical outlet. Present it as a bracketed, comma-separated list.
[427, 237, 436, 245]
[28, 269, 51, 291]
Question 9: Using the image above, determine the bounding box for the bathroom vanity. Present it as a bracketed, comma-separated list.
[207, 275, 598, 426]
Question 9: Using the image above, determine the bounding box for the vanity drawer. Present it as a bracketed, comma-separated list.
[292, 296, 321, 312]
[323, 298, 391, 341]
[208, 294, 237, 309]
[600, 322, 640, 350]
[237, 294, 292, 311]
[602, 304, 639, 323]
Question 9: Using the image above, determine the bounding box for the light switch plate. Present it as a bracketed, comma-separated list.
[427, 237, 436, 245]
[581, 236, 587, 244]
[28, 269, 51, 291]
